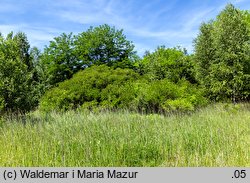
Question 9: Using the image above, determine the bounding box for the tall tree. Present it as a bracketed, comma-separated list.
[193, 21, 215, 87]
[194, 4, 250, 101]
[75, 24, 135, 68]
[41, 33, 79, 86]
[0, 32, 37, 112]
[212, 4, 250, 102]
[13, 32, 33, 70]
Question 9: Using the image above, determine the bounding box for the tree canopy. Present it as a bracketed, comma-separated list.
[75, 24, 135, 68]
[194, 4, 250, 102]
[137, 46, 196, 83]
[40, 24, 136, 87]
[0, 32, 38, 112]
[41, 33, 79, 86]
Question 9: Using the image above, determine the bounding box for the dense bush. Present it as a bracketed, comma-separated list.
[40, 65, 207, 112]
[130, 79, 207, 113]
[39, 65, 139, 111]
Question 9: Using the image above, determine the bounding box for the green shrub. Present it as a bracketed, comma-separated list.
[40, 65, 207, 112]
[98, 78, 207, 113]
[134, 79, 207, 113]
[39, 65, 139, 111]
[163, 98, 194, 111]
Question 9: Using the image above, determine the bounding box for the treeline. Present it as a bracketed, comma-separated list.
[0, 4, 249, 113]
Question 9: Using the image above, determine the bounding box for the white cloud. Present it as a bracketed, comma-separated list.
[0, 25, 18, 35]
[0, 24, 64, 48]
[234, 0, 247, 3]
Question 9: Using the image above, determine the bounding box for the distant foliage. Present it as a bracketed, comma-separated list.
[40, 33, 80, 86]
[40, 24, 137, 87]
[137, 46, 197, 83]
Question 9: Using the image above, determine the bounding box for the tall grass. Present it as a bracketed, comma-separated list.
[0, 103, 249, 167]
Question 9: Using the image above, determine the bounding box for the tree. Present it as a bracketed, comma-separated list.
[29, 47, 49, 100]
[193, 21, 215, 87]
[242, 10, 250, 99]
[40, 25, 136, 87]
[40, 33, 80, 86]
[13, 32, 33, 71]
[194, 4, 250, 102]
[212, 4, 250, 102]
[75, 24, 135, 68]
[0, 32, 37, 112]
[138, 46, 196, 83]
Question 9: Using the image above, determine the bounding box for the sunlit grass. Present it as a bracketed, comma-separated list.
[0, 103, 249, 167]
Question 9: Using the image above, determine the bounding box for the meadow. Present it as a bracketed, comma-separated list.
[0, 103, 249, 167]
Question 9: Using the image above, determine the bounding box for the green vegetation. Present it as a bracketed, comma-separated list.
[194, 4, 250, 101]
[41, 24, 135, 87]
[0, 32, 40, 112]
[0, 104, 249, 166]
[40, 65, 206, 112]
[138, 46, 196, 83]
[75, 24, 135, 68]
[1, 4, 249, 114]
[39, 65, 140, 111]
[0, 4, 249, 167]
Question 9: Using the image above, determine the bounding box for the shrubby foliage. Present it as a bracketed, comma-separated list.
[134, 79, 206, 112]
[39, 65, 139, 111]
[137, 46, 196, 83]
[40, 65, 206, 112]
[40, 25, 136, 87]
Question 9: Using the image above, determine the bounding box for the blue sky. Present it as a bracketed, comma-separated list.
[0, 0, 249, 55]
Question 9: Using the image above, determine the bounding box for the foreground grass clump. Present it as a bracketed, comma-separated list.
[0, 103, 249, 167]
